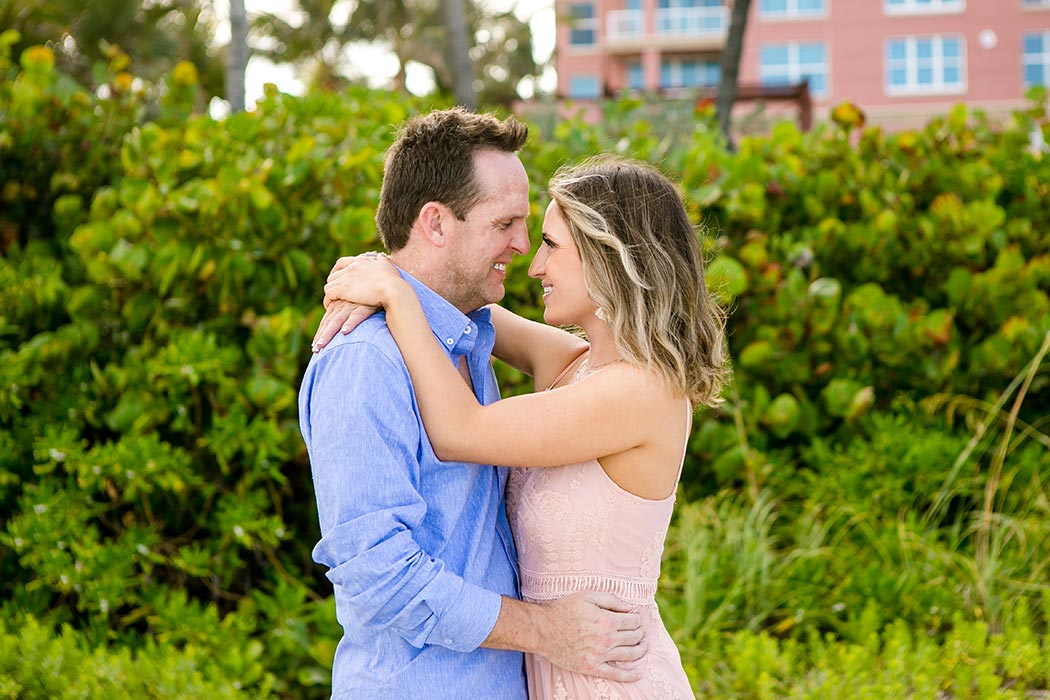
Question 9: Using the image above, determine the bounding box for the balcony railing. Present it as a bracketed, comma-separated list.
[656, 6, 727, 36]
[605, 6, 728, 42]
[606, 9, 644, 39]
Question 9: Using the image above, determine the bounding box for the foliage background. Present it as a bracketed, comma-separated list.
[1, 40, 1049, 699]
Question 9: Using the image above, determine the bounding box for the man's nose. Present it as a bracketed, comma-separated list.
[511, 222, 530, 256]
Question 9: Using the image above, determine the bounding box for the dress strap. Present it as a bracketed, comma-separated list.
[545, 348, 589, 391]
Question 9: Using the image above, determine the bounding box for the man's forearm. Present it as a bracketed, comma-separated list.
[480, 595, 543, 654]
[478, 592, 647, 683]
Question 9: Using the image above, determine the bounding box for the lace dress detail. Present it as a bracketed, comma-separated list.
[505, 360, 694, 699]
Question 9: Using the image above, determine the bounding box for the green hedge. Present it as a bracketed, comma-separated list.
[2, 44, 1048, 698]
[0, 614, 273, 700]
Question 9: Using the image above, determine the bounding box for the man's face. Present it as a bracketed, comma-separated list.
[441, 149, 531, 313]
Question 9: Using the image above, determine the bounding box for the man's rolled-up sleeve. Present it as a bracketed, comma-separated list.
[301, 338, 502, 652]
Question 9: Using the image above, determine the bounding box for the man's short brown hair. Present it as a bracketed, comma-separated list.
[375, 108, 529, 252]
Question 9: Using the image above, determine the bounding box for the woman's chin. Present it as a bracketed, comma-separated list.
[542, 307, 572, 327]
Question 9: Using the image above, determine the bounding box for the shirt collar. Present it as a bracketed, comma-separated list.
[397, 267, 493, 357]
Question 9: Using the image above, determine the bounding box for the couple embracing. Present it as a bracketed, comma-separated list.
[299, 108, 728, 700]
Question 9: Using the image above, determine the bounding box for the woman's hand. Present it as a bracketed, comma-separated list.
[312, 301, 377, 352]
[311, 253, 400, 352]
[321, 255, 356, 310]
[323, 253, 399, 307]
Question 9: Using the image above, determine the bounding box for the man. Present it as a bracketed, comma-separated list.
[299, 108, 646, 700]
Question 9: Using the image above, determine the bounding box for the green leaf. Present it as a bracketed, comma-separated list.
[821, 379, 873, 419]
[249, 182, 275, 211]
[762, 393, 800, 438]
[706, 255, 749, 302]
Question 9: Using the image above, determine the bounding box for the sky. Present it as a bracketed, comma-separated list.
[236, 0, 557, 106]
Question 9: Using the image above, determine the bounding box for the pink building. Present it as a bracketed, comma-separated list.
[554, 0, 1050, 129]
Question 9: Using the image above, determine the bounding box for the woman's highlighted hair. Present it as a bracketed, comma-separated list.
[548, 156, 730, 408]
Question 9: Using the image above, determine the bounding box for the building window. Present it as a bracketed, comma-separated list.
[1022, 0, 1050, 7]
[885, 35, 965, 95]
[759, 0, 825, 18]
[1023, 31, 1050, 86]
[657, 0, 723, 8]
[660, 58, 721, 88]
[627, 61, 644, 90]
[759, 42, 828, 97]
[656, 0, 726, 35]
[568, 3, 598, 46]
[607, 0, 643, 39]
[568, 75, 602, 98]
[884, 0, 964, 14]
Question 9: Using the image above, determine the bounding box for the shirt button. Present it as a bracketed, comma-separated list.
[464, 327, 471, 334]
[444, 638, 453, 645]
[445, 338, 454, 345]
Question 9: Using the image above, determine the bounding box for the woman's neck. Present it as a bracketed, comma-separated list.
[579, 319, 622, 368]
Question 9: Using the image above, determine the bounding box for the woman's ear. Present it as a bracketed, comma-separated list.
[418, 201, 447, 247]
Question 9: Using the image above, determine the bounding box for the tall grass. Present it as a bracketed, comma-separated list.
[660, 334, 1050, 696]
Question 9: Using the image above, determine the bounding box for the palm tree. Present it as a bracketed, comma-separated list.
[252, 0, 358, 92]
[470, 8, 536, 106]
[346, 0, 438, 92]
[716, 0, 752, 145]
[226, 0, 247, 111]
[441, 0, 475, 108]
[253, 0, 537, 104]
[0, 0, 222, 97]
[387, 2, 536, 106]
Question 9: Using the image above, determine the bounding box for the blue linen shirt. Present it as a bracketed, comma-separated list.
[298, 269, 526, 700]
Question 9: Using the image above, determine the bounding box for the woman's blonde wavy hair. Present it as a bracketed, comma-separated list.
[548, 155, 730, 408]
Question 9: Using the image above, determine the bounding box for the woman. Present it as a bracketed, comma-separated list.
[316, 156, 729, 699]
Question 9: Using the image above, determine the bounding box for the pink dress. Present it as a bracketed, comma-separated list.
[504, 363, 694, 699]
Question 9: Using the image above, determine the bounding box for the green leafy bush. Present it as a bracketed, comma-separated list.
[0, 615, 275, 700]
[1, 45, 422, 697]
[681, 613, 1049, 700]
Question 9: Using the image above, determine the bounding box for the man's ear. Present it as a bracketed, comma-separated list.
[418, 201, 448, 247]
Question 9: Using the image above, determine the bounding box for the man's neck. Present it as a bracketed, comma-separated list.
[387, 251, 436, 298]
[388, 249, 475, 316]
[389, 250, 479, 393]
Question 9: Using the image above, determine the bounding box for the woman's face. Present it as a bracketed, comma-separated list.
[528, 201, 596, 327]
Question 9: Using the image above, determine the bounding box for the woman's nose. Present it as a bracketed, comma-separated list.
[527, 248, 545, 278]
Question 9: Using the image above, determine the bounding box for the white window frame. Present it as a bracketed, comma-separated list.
[1023, 30, 1050, 87]
[758, 42, 829, 98]
[884, 34, 966, 96]
[1022, 0, 1050, 9]
[758, 0, 827, 20]
[884, 0, 964, 15]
